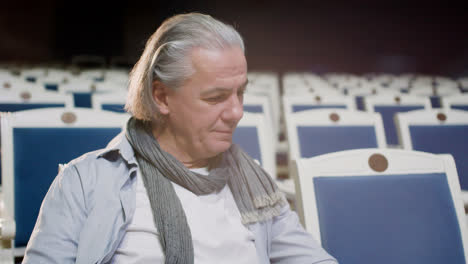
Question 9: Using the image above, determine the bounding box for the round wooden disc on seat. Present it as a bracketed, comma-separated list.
[437, 113, 447, 122]
[368, 153, 388, 172]
[329, 113, 340, 122]
[20, 91, 31, 101]
[61, 112, 77, 124]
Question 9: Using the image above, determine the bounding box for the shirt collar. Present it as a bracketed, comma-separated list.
[96, 131, 137, 165]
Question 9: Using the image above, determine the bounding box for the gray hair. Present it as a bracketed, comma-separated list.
[125, 13, 245, 122]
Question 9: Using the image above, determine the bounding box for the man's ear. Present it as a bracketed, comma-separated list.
[152, 80, 170, 115]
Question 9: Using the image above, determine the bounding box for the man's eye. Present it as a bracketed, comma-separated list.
[206, 95, 225, 102]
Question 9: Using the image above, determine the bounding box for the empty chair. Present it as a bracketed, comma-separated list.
[365, 93, 431, 146]
[246, 78, 281, 137]
[20, 68, 47, 83]
[243, 94, 276, 145]
[434, 76, 459, 91]
[0, 108, 129, 256]
[93, 80, 127, 93]
[283, 73, 340, 97]
[396, 109, 468, 203]
[347, 84, 388, 111]
[92, 91, 128, 113]
[324, 73, 362, 93]
[233, 112, 276, 179]
[442, 94, 468, 111]
[59, 80, 97, 108]
[1, 74, 23, 92]
[79, 69, 106, 82]
[0, 90, 73, 188]
[282, 72, 309, 92]
[282, 94, 355, 116]
[387, 75, 412, 93]
[292, 148, 468, 264]
[409, 81, 459, 108]
[104, 69, 129, 85]
[0, 77, 42, 93]
[0, 90, 73, 112]
[247, 72, 279, 93]
[37, 74, 70, 92]
[282, 109, 386, 196]
[286, 109, 386, 160]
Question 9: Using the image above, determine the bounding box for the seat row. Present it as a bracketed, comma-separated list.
[0, 74, 467, 262]
[1, 105, 468, 263]
[0, 107, 274, 260]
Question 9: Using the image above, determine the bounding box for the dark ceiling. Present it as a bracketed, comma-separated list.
[1, 0, 467, 76]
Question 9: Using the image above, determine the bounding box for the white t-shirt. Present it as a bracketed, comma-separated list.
[111, 167, 259, 264]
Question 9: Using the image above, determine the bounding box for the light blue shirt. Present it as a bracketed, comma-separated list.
[23, 133, 338, 264]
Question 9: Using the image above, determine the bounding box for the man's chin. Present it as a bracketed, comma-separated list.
[209, 141, 232, 155]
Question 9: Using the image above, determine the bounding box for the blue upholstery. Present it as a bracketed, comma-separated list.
[102, 103, 126, 113]
[44, 84, 59, 91]
[409, 125, 468, 190]
[355, 96, 365, 110]
[13, 127, 121, 247]
[374, 105, 424, 145]
[243, 104, 263, 113]
[297, 126, 377, 157]
[292, 105, 346, 113]
[0, 103, 65, 112]
[25, 77, 36, 83]
[73, 92, 93, 108]
[232, 126, 262, 165]
[451, 105, 468, 111]
[430, 96, 441, 108]
[313, 173, 465, 264]
[0, 103, 65, 186]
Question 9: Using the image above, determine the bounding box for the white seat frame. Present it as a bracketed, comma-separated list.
[0, 108, 129, 258]
[236, 112, 276, 180]
[395, 108, 468, 203]
[292, 148, 468, 258]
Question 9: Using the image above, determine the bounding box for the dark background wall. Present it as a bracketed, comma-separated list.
[1, 0, 467, 77]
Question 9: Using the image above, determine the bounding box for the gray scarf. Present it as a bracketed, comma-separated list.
[125, 117, 286, 264]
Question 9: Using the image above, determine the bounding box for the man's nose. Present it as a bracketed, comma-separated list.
[222, 94, 244, 123]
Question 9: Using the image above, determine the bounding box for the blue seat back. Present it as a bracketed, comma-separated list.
[44, 84, 59, 91]
[72, 92, 93, 108]
[374, 105, 424, 145]
[102, 103, 126, 113]
[430, 95, 442, 108]
[292, 104, 346, 113]
[0, 103, 66, 185]
[451, 105, 468, 111]
[297, 126, 378, 157]
[243, 104, 263, 113]
[409, 125, 468, 190]
[232, 126, 262, 165]
[13, 127, 121, 247]
[314, 173, 465, 264]
[355, 95, 366, 110]
[0, 103, 65, 112]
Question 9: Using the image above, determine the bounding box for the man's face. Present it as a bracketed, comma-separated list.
[155, 46, 248, 163]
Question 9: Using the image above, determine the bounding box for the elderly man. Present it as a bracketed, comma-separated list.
[23, 13, 338, 263]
